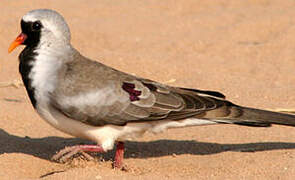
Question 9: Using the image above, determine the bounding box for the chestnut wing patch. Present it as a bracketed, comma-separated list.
[122, 82, 142, 101]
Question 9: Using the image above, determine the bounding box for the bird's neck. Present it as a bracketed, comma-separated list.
[19, 45, 75, 108]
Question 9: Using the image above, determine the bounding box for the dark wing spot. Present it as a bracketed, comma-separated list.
[180, 88, 226, 98]
[122, 82, 142, 101]
[142, 82, 157, 91]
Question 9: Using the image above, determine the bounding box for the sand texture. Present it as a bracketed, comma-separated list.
[1, 0, 295, 179]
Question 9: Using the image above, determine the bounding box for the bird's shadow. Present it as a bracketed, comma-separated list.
[0, 128, 295, 162]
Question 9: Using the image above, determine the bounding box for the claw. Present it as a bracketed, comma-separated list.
[52, 145, 104, 163]
[52, 142, 125, 170]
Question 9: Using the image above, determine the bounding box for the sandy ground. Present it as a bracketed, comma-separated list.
[1, 0, 295, 179]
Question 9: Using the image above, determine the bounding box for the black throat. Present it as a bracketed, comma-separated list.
[18, 20, 42, 108]
[19, 47, 38, 108]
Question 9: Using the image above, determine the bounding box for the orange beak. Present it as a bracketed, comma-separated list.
[8, 33, 27, 53]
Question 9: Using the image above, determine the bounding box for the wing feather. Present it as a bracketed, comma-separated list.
[50, 75, 228, 126]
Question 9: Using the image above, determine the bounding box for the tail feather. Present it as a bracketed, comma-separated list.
[214, 105, 295, 127]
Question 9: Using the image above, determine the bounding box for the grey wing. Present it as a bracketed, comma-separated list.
[50, 78, 232, 126]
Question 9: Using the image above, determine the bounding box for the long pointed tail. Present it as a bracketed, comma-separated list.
[214, 105, 295, 127]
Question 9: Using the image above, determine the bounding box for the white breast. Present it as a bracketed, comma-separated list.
[29, 49, 63, 103]
[29, 47, 74, 130]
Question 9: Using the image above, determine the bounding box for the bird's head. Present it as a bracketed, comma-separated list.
[9, 9, 71, 53]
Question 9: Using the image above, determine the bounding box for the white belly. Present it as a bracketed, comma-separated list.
[36, 102, 216, 151]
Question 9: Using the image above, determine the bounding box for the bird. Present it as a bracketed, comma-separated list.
[8, 9, 295, 169]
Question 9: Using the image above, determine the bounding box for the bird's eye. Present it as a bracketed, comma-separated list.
[32, 21, 42, 31]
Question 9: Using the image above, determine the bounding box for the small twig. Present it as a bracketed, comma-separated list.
[3, 98, 22, 103]
[0, 79, 23, 88]
[39, 170, 65, 178]
[162, 78, 176, 84]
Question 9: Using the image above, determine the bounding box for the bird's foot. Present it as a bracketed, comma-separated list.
[52, 144, 104, 163]
[52, 142, 126, 170]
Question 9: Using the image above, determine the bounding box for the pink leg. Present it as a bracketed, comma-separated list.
[52, 145, 104, 163]
[113, 141, 125, 169]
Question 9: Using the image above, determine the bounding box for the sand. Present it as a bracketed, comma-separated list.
[1, 0, 295, 179]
